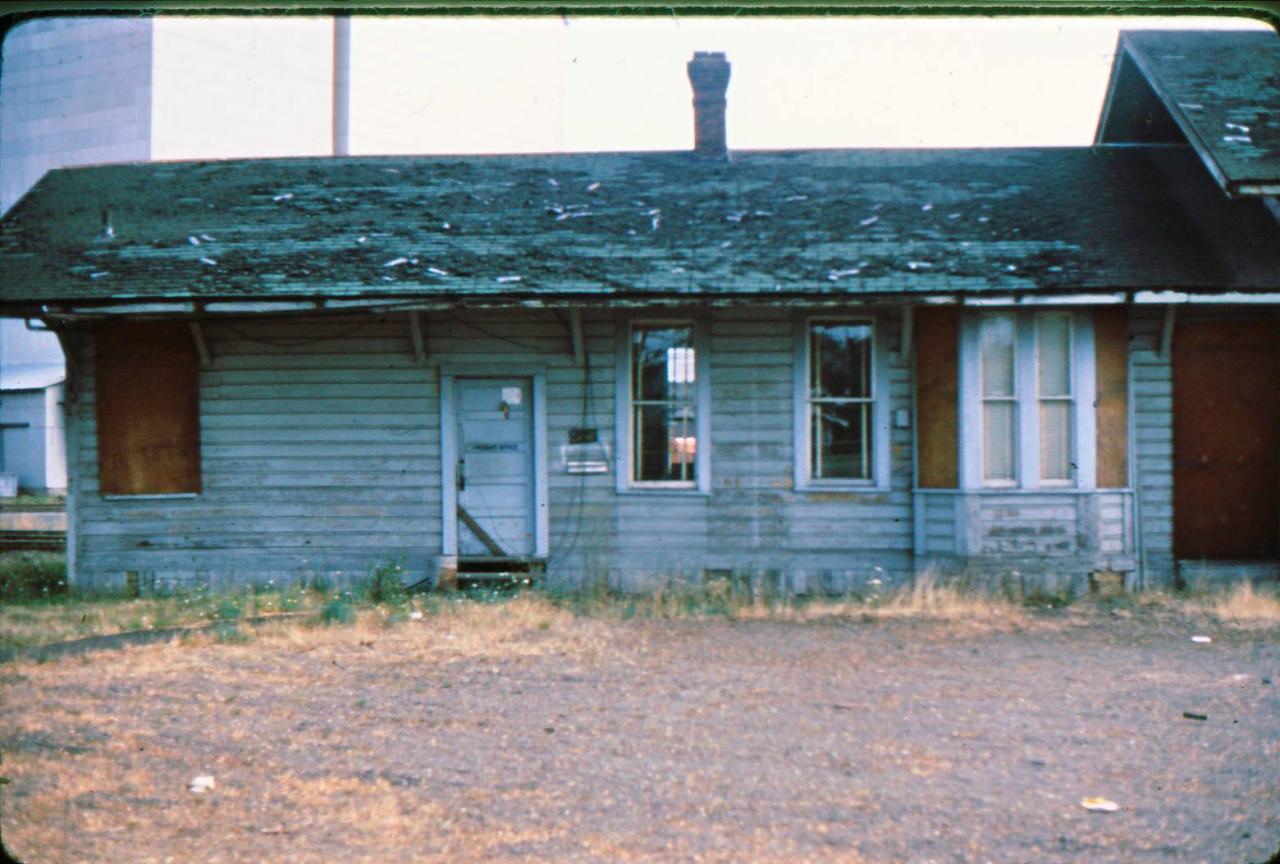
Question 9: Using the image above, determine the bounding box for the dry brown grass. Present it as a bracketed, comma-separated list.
[0, 595, 211, 648]
[1199, 581, 1280, 627]
[729, 573, 1026, 630]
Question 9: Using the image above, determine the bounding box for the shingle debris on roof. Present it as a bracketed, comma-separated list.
[1118, 29, 1280, 196]
[1, 147, 1279, 308]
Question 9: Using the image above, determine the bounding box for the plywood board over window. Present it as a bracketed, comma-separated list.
[1093, 307, 1129, 489]
[95, 322, 200, 495]
[914, 307, 959, 488]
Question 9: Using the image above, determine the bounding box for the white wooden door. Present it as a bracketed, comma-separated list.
[455, 378, 534, 557]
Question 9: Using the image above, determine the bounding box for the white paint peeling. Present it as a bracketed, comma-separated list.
[199, 256, 217, 266]
[271, 192, 293, 202]
[495, 275, 522, 283]
[859, 215, 879, 227]
[188, 235, 201, 245]
[384, 257, 408, 267]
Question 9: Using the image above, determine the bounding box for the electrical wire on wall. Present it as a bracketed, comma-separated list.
[547, 336, 598, 573]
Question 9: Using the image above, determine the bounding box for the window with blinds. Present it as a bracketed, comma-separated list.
[977, 311, 1077, 487]
[1037, 313, 1073, 483]
[980, 314, 1017, 484]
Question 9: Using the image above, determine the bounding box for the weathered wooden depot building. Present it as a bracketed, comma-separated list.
[1, 30, 1278, 593]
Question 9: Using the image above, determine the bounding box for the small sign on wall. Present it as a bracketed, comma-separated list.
[562, 428, 609, 474]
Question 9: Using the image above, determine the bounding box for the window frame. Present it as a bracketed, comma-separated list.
[794, 313, 891, 492]
[959, 309, 1096, 491]
[614, 316, 711, 494]
[1035, 311, 1075, 487]
[979, 312, 1019, 488]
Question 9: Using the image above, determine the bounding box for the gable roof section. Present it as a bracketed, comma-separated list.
[2, 147, 1280, 310]
[1098, 29, 1280, 196]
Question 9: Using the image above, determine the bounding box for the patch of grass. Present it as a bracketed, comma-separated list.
[362, 560, 408, 606]
[0, 552, 67, 601]
[213, 597, 243, 622]
[319, 597, 356, 626]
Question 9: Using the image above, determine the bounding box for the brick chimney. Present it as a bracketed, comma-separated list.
[687, 52, 731, 158]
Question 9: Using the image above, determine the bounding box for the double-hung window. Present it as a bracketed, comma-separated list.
[980, 314, 1018, 484]
[1036, 313, 1074, 483]
[974, 311, 1082, 487]
[625, 322, 705, 488]
[807, 320, 875, 482]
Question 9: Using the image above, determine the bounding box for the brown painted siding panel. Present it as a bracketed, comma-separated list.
[1094, 307, 1129, 488]
[915, 307, 958, 488]
[95, 322, 200, 495]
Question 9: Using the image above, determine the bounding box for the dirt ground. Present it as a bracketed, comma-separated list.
[1, 598, 1277, 863]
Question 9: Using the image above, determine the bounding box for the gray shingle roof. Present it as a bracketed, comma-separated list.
[1115, 29, 1280, 196]
[2, 146, 1279, 308]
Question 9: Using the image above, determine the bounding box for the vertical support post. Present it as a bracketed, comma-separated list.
[188, 322, 212, 369]
[569, 307, 585, 367]
[409, 311, 427, 365]
[898, 305, 914, 361]
[1159, 304, 1176, 360]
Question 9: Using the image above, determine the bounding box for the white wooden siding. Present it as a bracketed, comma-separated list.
[1129, 307, 1175, 586]
[66, 305, 1150, 592]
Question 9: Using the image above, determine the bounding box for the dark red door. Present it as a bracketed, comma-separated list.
[1173, 320, 1280, 560]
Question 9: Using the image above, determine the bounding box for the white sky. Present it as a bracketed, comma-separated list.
[148, 14, 1271, 160]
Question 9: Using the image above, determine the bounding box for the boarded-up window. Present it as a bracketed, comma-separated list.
[1093, 307, 1129, 489]
[914, 307, 959, 488]
[96, 322, 200, 495]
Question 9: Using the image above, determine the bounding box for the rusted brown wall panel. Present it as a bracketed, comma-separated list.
[1172, 320, 1279, 560]
[95, 322, 200, 495]
[1094, 307, 1129, 488]
[914, 307, 958, 488]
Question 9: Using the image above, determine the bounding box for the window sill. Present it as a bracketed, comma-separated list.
[102, 493, 199, 501]
[914, 487, 1133, 495]
[617, 487, 711, 497]
[795, 483, 890, 494]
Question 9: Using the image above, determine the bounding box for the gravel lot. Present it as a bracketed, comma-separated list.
[1, 598, 1277, 863]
